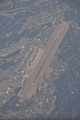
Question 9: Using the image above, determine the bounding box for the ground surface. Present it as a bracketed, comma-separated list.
[0, 0, 80, 119]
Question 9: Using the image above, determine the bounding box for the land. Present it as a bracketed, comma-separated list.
[0, 0, 80, 119]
